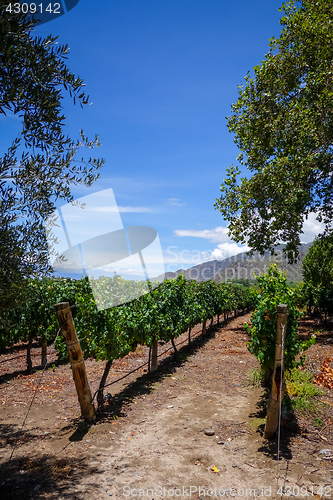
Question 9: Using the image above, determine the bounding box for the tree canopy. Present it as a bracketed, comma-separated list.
[0, 6, 104, 309]
[300, 234, 333, 317]
[302, 234, 333, 289]
[215, 0, 333, 261]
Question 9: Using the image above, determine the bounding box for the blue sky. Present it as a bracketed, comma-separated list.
[3, 0, 323, 278]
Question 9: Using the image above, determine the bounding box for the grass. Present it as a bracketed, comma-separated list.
[248, 365, 323, 410]
[248, 364, 324, 417]
[314, 417, 323, 427]
[250, 417, 266, 429]
[247, 367, 265, 388]
[284, 367, 324, 414]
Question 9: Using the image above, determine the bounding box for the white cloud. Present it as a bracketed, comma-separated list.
[174, 226, 230, 243]
[208, 242, 250, 261]
[172, 225, 248, 264]
[301, 213, 325, 243]
[174, 214, 325, 249]
[163, 241, 249, 267]
[168, 198, 186, 207]
[52, 206, 156, 223]
[89, 206, 155, 213]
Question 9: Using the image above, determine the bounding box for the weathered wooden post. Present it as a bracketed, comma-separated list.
[264, 304, 287, 439]
[55, 302, 96, 422]
[41, 336, 47, 367]
[27, 334, 33, 374]
[150, 340, 158, 372]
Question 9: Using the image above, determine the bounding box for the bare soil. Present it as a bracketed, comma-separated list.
[0, 313, 332, 500]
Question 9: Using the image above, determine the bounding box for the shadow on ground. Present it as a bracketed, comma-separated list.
[95, 321, 220, 423]
[0, 357, 68, 385]
[1, 314, 249, 455]
[0, 453, 100, 500]
[249, 387, 302, 462]
[71, 312, 250, 429]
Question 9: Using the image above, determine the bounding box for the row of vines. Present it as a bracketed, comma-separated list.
[244, 265, 316, 386]
[0, 275, 253, 382]
[3, 264, 319, 407]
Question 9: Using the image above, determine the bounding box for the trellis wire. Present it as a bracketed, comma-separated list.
[9, 304, 76, 461]
[9, 328, 61, 461]
[91, 321, 209, 402]
[276, 322, 286, 494]
[0, 353, 33, 365]
[8, 308, 221, 456]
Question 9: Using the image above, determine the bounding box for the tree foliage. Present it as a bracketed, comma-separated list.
[0, 5, 104, 310]
[299, 234, 333, 316]
[215, 0, 333, 260]
[302, 234, 333, 288]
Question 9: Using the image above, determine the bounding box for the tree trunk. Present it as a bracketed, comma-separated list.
[97, 359, 113, 412]
[27, 334, 33, 374]
[217, 315, 220, 326]
[41, 337, 47, 368]
[210, 318, 213, 328]
[264, 304, 287, 439]
[55, 302, 96, 423]
[150, 341, 158, 371]
[224, 313, 226, 323]
[188, 327, 191, 345]
[171, 338, 177, 354]
[202, 320, 207, 335]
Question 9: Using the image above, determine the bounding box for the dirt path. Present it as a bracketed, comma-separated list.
[0, 314, 332, 500]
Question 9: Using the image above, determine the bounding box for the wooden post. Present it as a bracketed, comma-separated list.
[188, 327, 191, 345]
[41, 336, 47, 367]
[27, 334, 33, 374]
[264, 304, 287, 439]
[147, 346, 151, 372]
[55, 302, 96, 423]
[202, 320, 207, 335]
[150, 340, 158, 372]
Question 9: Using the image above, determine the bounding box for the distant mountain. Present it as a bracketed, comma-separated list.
[155, 243, 312, 284]
[213, 243, 312, 284]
